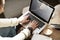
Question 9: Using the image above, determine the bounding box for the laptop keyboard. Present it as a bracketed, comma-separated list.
[25, 13, 45, 29]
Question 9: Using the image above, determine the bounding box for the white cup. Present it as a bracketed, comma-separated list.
[43, 28, 53, 36]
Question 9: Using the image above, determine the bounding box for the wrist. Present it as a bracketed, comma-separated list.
[17, 19, 23, 25]
[27, 27, 33, 34]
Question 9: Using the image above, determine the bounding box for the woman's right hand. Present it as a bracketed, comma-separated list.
[28, 20, 38, 30]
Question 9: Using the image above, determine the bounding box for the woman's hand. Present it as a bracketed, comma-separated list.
[28, 20, 38, 30]
[18, 15, 30, 25]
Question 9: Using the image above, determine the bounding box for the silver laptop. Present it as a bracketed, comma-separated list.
[20, 0, 54, 34]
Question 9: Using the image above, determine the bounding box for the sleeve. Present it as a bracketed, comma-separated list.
[0, 29, 30, 40]
[12, 28, 30, 40]
[0, 18, 19, 28]
[0, 36, 12, 40]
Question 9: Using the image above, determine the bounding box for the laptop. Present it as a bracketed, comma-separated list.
[19, 0, 55, 34]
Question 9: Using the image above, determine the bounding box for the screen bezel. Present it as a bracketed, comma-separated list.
[29, 0, 55, 23]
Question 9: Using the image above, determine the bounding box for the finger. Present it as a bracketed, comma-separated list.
[36, 24, 39, 27]
[31, 20, 37, 25]
[33, 20, 38, 24]
[30, 20, 37, 25]
[34, 21, 38, 26]
[36, 21, 38, 24]
[32, 20, 36, 23]
[25, 15, 29, 19]
[34, 24, 39, 29]
[29, 21, 32, 24]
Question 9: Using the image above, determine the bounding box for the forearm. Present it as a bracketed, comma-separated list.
[12, 28, 30, 40]
[0, 18, 19, 28]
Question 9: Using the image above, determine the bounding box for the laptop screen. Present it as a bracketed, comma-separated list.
[29, 0, 54, 23]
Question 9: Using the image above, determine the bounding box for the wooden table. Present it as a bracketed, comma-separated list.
[40, 25, 60, 40]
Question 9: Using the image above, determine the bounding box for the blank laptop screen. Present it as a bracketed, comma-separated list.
[30, 0, 54, 23]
